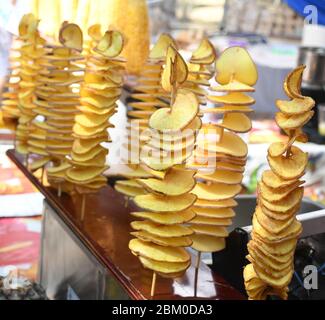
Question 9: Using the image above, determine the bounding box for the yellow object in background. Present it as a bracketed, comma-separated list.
[109, 0, 150, 75]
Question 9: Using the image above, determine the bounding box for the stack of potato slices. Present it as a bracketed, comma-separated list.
[129, 46, 201, 279]
[30, 23, 83, 189]
[14, 14, 46, 155]
[184, 38, 216, 106]
[244, 65, 315, 300]
[187, 47, 258, 253]
[114, 34, 175, 198]
[66, 30, 125, 194]
[129, 90, 200, 279]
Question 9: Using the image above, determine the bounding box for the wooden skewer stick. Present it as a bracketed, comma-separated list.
[57, 183, 62, 197]
[286, 130, 295, 158]
[40, 166, 45, 185]
[81, 194, 86, 221]
[25, 153, 29, 168]
[150, 272, 157, 298]
[196, 251, 201, 270]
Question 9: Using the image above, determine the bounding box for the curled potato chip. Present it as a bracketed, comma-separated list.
[191, 234, 225, 252]
[196, 169, 243, 185]
[149, 33, 176, 60]
[211, 80, 255, 92]
[137, 168, 195, 196]
[275, 111, 314, 130]
[285, 65, 304, 99]
[96, 30, 124, 58]
[261, 170, 299, 189]
[114, 183, 146, 197]
[190, 224, 228, 237]
[149, 91, 198, 131]
[260, 187, 303, 213]
[59, 23, 83, 52]
[131, 220, 193, 237]
[66, 166, 108, 182]
[190, 38, 216, 64]
[276, 97, 315, 115]
[131, 209, 195, 225]
[190, 215, 232, 226]
[138, 255, 190, 274]
[193, 207, 235, 218]
[215, 46, 258, 86]
[194, 198, 238, 208]
[208, 92, 255, 106]
[267, 146, 307, 180]
[129, 238, 190, 263]
[134, 193, 197, 212]
[218, 112, 252, 133]
[192, 182, 241, 201]
[132, 231, 192, 247]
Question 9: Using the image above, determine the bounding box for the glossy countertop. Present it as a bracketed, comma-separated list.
[7, 149, 244, 300]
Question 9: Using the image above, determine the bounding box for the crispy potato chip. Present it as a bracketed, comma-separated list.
[255, 206, 295, 235]
[208, 92, 255, 106]
[259, 177, 302, 200]
[275, 111, 314, 130]
[149, 33, 176, 60]
[131, 220, 193, 238]
[137, 168, 195, 196]
[285, 65, 304, 99]
[193, 207, 235, 218]
[276, 97, 315, 115]
[260, 187, 303, 213]
[191, 234, 225, 252]
[59, 23, 83, 51]
[194, 198, 237, 208]
[129, 238, 190, 263]
[267, 146, 307, 180]
[138, 255, 190, 274]
[217, 112, 252, 133]
[132, 231, 192, 247]
[149, 91, 198, 131]
[190, 215, 232, 226]
[215, 46, 258, 86]
[190, 225, 228, 237]
[192, 182, 241, 201]
[95, 30, 124, 58]
[114, 183, 146, 197]
[134, 193, 197, 212]
[131, 209, 195, 225]
[261, 170, 299, 189]
[190, 38, 216, 63]
[29, 156, 50, 171]
[196, 170, 243, 185]
[211, 80, 255, 92]
[66, 166, 108, 182]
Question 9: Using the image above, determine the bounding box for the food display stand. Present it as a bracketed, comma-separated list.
[7, 149, 244, 300]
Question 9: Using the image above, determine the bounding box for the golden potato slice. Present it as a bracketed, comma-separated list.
[190, 216, 232, 226]
[131, 209, 195, 225]
[161, 45, 188, 92]
[29, 156, 50, 171]
[132, 231, 192, 247]
[131, 220, 193, 238]
[252, 215, 302, 242]
[137, 168, 195, 196]
[129, 238, 190, 263]
[262, 170, 300, 189]
[72, 136, 106, 155]
[190, 38, 216, 62]
[73, 122, 113, 138]
[191, 225, 228, 237]
[192, 182, 241, 201]
[114, 184, 146, 197]
[260, 187, 303, 213]
[215, 46, 258, 86]
[211, 80, 255, 92]
[267, 146, 307, 180]
[134, 193, 197, 212]
[218, 112, 252, 133]
[66, 166, 108, 182]
[255, 206, 295, 235]
[197, 131, 247, 158]
[139, 255, 190, 274]
[194, 198, 238, 208]
[59, 23, 83, 52]
[259, 180, 302, 203]
[285, 65, 305, 99]
[191, 234, 225, 252]
[193, 207, 235, 218]
[149, 91, 198, 131]
[208, 92, 255, 106]
[276, 97, 315, 115]
[196, 169, 243, 185]
[149, 33, 176, 60]
[260, 202, 300, 222]
[71, 147, 107, 162]
[275, 111, 314, 130]
[96, 30, 124, 57]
